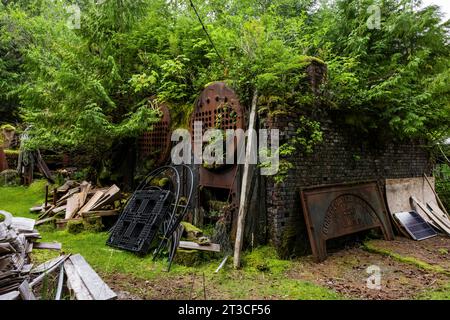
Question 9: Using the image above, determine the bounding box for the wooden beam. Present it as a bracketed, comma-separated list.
[233, 90, 258, 269]
[18, 280, 36, 300]
[66, 254, 117, 300]
[33, 242, 62, 251]
[179, 241, 221, 253]
[81, 210, 119, 218]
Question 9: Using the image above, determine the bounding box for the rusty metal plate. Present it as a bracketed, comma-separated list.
[191, 81, 244, 135]
[139, 103, 171, 166]
[301, 181, 394, 262]
[0, 147, 7, 172]
[190, 82, 245, 188]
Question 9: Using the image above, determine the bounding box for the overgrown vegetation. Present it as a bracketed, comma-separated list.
[0, 0, 449, 166]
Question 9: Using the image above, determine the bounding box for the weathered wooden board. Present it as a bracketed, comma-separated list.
[36, 217, 57, 226]
[64, 258, 93, 300]
[33, 242, 62, 251]
[91, 185, 120, 211]
[81, 210, 119, 218]
[79, 191, 105, 215]
[18, 280, 36, 300]
[11, 217, 36, 233]
[65, 193, 82, 220]
[0, 291, 20, 300]
[179, 241, 221, 253]
[412, 197, 450, 235]
[68, 254, 117, 300]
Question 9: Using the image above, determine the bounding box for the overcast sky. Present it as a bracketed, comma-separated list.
[422, 0, 450, 21]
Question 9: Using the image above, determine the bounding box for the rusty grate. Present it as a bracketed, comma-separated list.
[139, 103, 171, 166]
[191, 82, 244, 134]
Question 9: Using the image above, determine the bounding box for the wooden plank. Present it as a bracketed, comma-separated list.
[234, 90, 258, 269]
[36, 217, 57, 226]
[55, 265, 64, 300]
[31, 255, 68, 274]
[30, 255, 70, 288]
[11, 217, 36, 233]
[0, 243, 16, 254]
[412, 197, 450, 234]
[18, 280, 36, 300]
[90, 185, 120, 211]
[33, 242, 62, 251]
[78, 182, 92, 211]
[427, 201, 450, 224]
[179, 241, 221, 253]
[0, 291, 20, 300]
[79, 191, 105, 215]
[53, 205, 67, 214]
[81, 210, 119, 218]
[64, 259, 93, 300]
[65, 193, 81, 220]
[68, 254, 117, 300]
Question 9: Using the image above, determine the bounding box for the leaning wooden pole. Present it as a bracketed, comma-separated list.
[234, 90, 258, 269]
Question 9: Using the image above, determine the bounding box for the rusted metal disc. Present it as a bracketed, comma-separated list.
[190, 82, 245, 171]
[191, 82, 245, 136]
[139, 102, 172, 167]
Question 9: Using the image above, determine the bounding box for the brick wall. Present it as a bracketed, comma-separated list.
[265, 111, 433, 257]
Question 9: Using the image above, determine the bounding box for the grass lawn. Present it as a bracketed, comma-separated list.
[0, 180, 47, 219]
[0, 180, 341, 300]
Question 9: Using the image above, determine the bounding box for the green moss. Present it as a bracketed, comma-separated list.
[67, 220, 85, 234]
[4, 149, 19, 156]
[181, 222, 203, 234]
[243, 246, 291, 275]
[417, 282, 450, 300]
[1, 124, 16, 131]
[363, 241, 450, 276]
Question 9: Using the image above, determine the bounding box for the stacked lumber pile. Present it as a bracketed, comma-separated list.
[0, 211, 116, 300]
[0, 211, 38, 295]
[36, 181, 122, 228]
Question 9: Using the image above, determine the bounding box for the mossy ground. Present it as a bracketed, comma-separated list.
[1, 181, 341, 300]
[3, 181, 450, 300]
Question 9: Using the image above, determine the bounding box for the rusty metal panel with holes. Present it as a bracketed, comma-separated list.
[301, 181, 394, 262]
[190, 82, 246, 231]
[139, 103, 172, 166]
[190, 82, 245, 188]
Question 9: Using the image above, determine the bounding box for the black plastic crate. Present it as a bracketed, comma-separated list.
[107, 190, 174, 255]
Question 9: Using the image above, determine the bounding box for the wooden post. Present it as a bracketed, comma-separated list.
[233, 90, 258, 269]
[45, 185, 49, 208]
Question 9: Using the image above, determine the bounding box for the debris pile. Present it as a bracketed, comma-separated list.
[0, 211, 38, 296]
[106, 165, 218, 271]
[0, 210, 116, 300]
[35, 181, 122, 229]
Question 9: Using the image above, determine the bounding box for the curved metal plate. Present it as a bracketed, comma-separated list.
[301, 181, 394, 262]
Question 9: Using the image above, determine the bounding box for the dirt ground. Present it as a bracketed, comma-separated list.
[104, 236, 450, 300]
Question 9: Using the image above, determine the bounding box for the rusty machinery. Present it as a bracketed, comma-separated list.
[138, 102, 172, 167]
[190, 82, 245, 230]
[301, 181, 394, 262]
